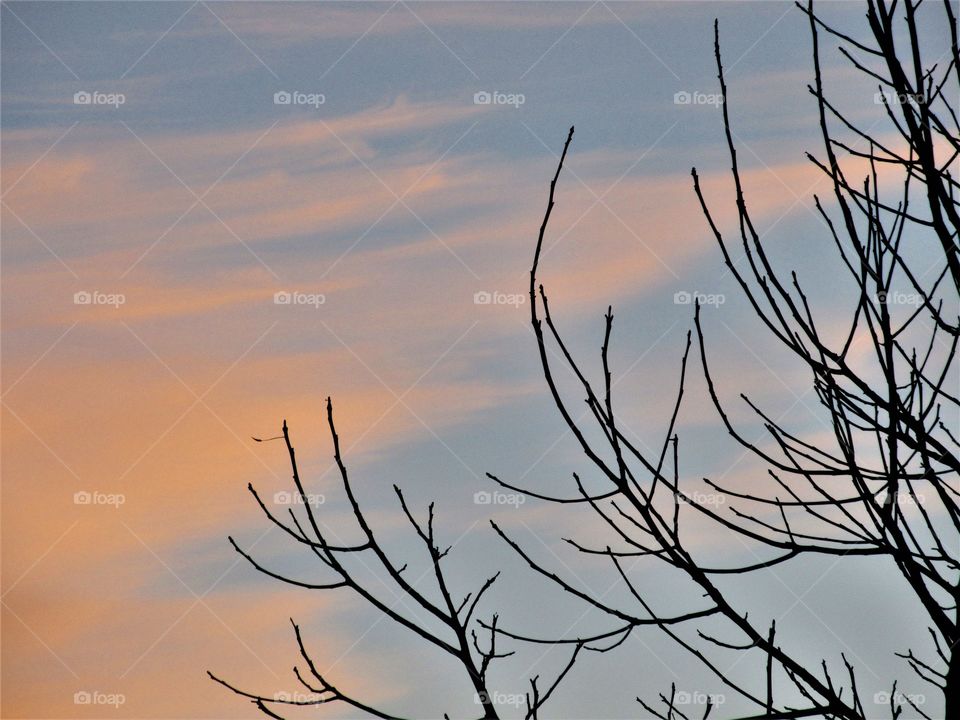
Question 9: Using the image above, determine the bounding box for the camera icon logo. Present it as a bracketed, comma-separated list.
[474, 291, 492, 305]
[473, 91, 492, 105]
[674, 91, 692, 105]
[74, 91, 92, 105]
[74, 691, 92, 705]
[274, 91, 292, 105]
[673, 290, 692, 305]
[274, 291, 292, 305]
[473, 491, 492, 505]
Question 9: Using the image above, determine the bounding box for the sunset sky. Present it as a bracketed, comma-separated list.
[1, 2, 950, 718]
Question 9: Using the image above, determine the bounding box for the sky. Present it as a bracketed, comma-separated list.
[1, 2, 953, 719]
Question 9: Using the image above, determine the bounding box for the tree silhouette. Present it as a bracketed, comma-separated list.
[211, 1, 958, 718]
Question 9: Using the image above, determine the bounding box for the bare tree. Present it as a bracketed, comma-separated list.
[488, 1, 958, 718]
[208, 400, 514, 719]
[212, 1, 958, 717]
